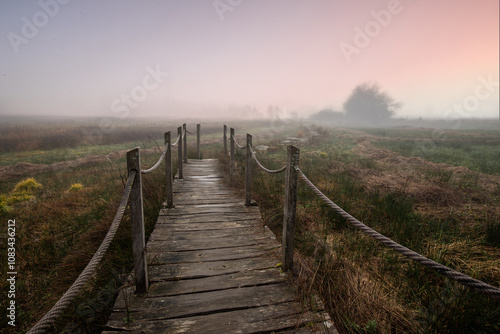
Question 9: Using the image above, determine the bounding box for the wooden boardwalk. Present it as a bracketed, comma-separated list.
[104, 159, 336, 333]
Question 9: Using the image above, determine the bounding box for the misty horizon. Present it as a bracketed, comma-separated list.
[0, 1, 498, 121]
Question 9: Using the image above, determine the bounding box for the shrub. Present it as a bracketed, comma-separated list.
[69, 183, 84, 192]
[13, 177, 42, 194]
[0, 195, 11, 214]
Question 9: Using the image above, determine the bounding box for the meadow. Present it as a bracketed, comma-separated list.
[232, 123, 500, 333]
[0, 117, 226, 333]
[0, 117, 499, 333]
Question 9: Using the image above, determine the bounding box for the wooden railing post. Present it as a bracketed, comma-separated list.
[177, 126, 183, 179]
[282, 145, 300, 272]
[183, 123, 187, 163]
[245, 134, 252, 206]
[223, 125, 227, 156]
[197, 124, 201, 159]
[126, 148, 149, 293]
[165, 132, 173, 208]
[230, 128, 235, 176]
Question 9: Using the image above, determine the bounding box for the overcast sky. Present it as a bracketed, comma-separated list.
[0, 0, 498, 120]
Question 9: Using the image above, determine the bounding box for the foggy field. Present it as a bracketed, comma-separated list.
[227, 120, 500, 333]
[2, 1, 498, 333]
[0, 118, 499, 333]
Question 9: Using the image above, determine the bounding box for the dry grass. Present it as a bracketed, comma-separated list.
[232, 124, 500, 333]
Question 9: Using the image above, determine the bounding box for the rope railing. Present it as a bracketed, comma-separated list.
[221, 124, 500, 300]
[249, 145, 286, 174]
[28, 125, 202, 333]
[171, 133, 181, 146]
[27, 171, 136, 334]
[297, 168, 500, 299]
[141, 141, 169, 174]
[232, 136, 246, 149]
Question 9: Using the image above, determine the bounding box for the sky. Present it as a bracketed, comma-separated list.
[0, 0, 498, 120]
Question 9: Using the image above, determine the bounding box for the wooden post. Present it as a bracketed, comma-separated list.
[223, 125, 227, 156]
[165, 132, 173, 208]
[127, 148, 149, 293]
[282, 145, 300, 272]
[245, 134, 252, 206]
[230, 128, 235, 176]
[197, 124, 201, 159]
[177, 126, 183, 179]
[183, 123, 187, 163]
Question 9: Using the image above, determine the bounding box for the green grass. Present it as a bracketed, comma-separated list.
[0, 142, 172, 333]
[231, 124, 500, 333]
[366, 128, 500, 175]
[1, 119, 499, 333]
[0, 141, 160, 166]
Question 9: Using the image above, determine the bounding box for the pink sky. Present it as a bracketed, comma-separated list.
[0, 0, 498, 119]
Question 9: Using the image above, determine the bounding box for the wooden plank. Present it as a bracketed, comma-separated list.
[148, 226, 268, 241]
[148, 257, 281, 280]
[148, 244, 279, 264]
[158, 211, 262, 220]
[283, 145, 300, 272]
[110, 283, 296, 319]
[174, 202, 247, 209]
[163, 208, 260, 216]
[104, 302, 331, 334]
[153, 220, 264, 231]
[147, 236, 276, 252]
[112, 268, 286, 310]
[127, 148, 149, 293]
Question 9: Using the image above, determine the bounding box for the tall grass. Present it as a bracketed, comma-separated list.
[0, 143, 171, 333]
[225, 125, 500, 333]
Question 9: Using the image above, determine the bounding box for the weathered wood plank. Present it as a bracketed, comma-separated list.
[153, 220, 263, 231]
[147, 235, 274, 252]
[111, 283, 297, 319]
[159, 212, 261, 220]
[148, 244, 279, 264]
[149, 226, 268, 241]
[147, 268, 285, 297]
[104, 302, 331, 334]
[112, 268, 286, 310]
[148, 257, 281, 280]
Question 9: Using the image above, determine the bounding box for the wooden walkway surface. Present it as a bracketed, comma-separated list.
[104, 159, 336, 333]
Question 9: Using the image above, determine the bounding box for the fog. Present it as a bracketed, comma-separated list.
[0, 1, 498, 121]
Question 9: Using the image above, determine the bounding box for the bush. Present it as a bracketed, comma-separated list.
[13, 177, 42, 194]
[0, 195, 11, 214]
[69, 183, 84, 192]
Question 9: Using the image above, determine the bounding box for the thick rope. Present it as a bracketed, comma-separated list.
[232, 136, 246, 149]
[171, 133, 181, 147]
[249, 146, 286, 174]
[141, 142, 168, 174]
[298, 169, 500, 299]
[27, 171, 136, 333]
[185, 128, 197, 135]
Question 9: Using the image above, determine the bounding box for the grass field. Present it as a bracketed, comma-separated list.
[0, 117, 499, 333]
[236, 123, 500, 333]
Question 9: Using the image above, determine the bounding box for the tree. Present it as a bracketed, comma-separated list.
[343, 82, 401, 124]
